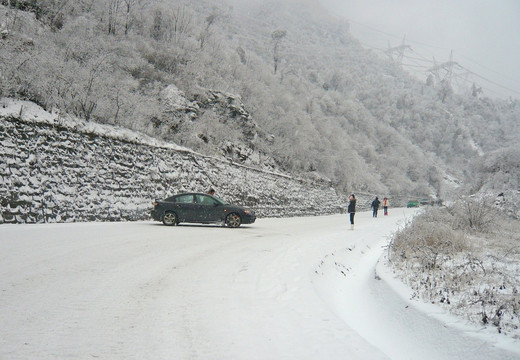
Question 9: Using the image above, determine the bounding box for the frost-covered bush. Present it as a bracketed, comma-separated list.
[450, 195, 499, 233]
[389, 204, 520, 338]
[391, 207, 468, 266]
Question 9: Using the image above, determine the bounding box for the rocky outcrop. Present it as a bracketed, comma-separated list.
[0, 99, 344, 224]
[158, 85, 275, 169]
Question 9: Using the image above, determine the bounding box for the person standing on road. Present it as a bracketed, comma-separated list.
[347, 194, 356, 230]
[383, 197, 389, 215]
[371, 196, 380, 218]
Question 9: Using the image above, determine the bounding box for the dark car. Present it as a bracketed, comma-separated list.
[151, 193, 256, 228]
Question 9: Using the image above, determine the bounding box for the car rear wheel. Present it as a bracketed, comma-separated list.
[162, 211, 178, 226]
[226, 213, 242, 228]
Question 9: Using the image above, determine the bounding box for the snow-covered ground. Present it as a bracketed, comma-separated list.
[1, 209, 519, 359]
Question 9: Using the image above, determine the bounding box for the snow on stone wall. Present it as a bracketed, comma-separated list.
[0, 105, 344, 224]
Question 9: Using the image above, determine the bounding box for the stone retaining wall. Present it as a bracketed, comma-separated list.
[0, 113, 345, 224]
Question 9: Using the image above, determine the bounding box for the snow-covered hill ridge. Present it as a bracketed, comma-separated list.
[0, 98, 343, 223]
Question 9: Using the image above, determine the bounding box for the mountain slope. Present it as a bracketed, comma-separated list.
[1, 0, 518, 200]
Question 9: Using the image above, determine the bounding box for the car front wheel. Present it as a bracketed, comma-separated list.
[226, 213, 242, 228]
[162, 211, 178, 226]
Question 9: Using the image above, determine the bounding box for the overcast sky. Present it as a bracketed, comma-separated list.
[320, 0, 520, 99]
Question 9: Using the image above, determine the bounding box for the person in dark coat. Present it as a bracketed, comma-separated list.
[371, 196, 380, 218]
[347, 194, 356, 230]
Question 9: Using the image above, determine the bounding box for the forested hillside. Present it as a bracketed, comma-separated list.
[1, 0, 519, 200]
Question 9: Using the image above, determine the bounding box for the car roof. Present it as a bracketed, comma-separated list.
[167, 192, 222, 200]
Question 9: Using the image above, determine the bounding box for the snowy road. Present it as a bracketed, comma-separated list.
[1, 210, 519, 359]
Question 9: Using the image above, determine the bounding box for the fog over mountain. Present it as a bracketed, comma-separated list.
[1, 0, 518, 201]
[321, 0, 520, 99]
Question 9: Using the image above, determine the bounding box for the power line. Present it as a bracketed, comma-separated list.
[458, 53, 518, 86]
[459, 67, 520, 96]
[347, 18, 447, 51]
[450, 73, 509, 98]
[346, 17, 520, 98]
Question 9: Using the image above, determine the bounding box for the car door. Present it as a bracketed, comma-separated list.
[174, 194, 197, 221]
[194, 194, 222, 222]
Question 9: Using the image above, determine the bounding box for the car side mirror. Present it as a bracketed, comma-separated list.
[214, 202, 220, 207]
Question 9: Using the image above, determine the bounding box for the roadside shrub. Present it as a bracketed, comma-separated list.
[391, 207, 468, 265]
[449, 195, 499, 233]
[388, 200, 520, 338]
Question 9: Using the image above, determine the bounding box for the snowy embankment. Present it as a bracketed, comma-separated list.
[1, 209, 519, 360]
[0, 98, 343, 224]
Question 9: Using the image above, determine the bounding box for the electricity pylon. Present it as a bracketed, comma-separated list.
[385, 35, 412, 64]
[428, 50, 461, 86]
